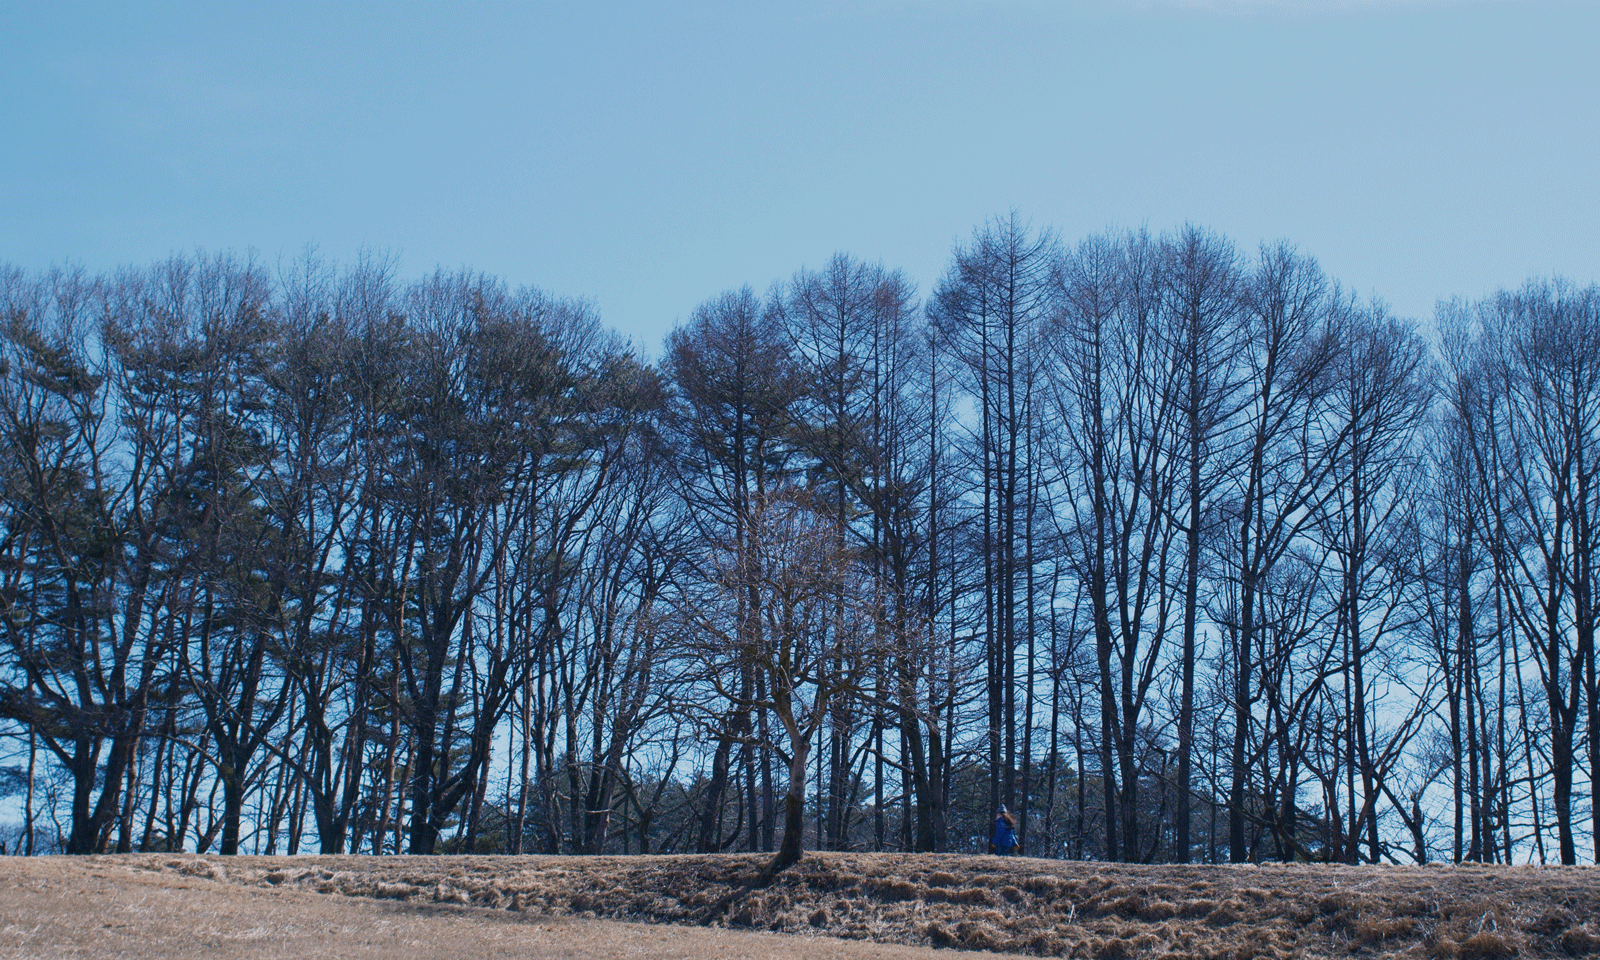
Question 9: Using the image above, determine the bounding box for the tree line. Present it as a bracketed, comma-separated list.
[2, 218, 1597, 866]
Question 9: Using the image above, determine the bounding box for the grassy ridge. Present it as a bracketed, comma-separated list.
[111, 852, 1600, 959]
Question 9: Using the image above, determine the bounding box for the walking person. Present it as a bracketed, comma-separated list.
[989, 805, 1019, 856]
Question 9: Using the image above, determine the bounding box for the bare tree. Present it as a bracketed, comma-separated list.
[663, 286, 800, 854]
[1471, 281, 1600, 865]
[0, 263, 151, 855]
[779, 253, 922, 850]
[1315, 300, 1433, 862]
[684, 488, 884, 872]
[1215, 243, 1343, 862]
[1155, 226, 1248, 862]
[1047, 228, 1181, 861]
[929, 214, 1058, 841]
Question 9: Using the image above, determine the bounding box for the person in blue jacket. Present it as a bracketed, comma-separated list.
[989, 805, 1018, 855]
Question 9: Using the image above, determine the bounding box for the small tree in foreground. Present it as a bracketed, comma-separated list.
[686, 487, 882, 873]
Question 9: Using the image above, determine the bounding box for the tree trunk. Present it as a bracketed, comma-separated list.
[770, 745, 811, 874]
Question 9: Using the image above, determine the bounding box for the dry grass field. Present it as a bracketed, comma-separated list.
[5, 851, 1600, 959]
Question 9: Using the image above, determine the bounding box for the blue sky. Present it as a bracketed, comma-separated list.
[3, 0, 1596, 350]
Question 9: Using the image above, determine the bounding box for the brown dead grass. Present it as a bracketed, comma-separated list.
[7, 851, 1600, 959]
[0, 854, 1025, 960]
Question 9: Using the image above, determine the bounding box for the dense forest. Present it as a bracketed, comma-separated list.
[2, 218, 1597, 866]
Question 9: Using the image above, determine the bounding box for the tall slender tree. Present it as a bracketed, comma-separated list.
[929, 214, 1058, 837]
